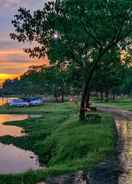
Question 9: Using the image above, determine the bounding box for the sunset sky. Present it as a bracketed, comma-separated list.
[0, 0, 48, 84]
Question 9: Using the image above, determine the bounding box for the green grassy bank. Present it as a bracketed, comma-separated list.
[0, 102, 116, 184]
[93, 97, 132, 111]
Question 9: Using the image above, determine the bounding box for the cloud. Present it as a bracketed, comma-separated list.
[0, 48, 48, 75]
[0, 0, 47, 9]
[0, 0, 21, 8]
[0, 48, 28, 62]
[0, 0, 49, 84]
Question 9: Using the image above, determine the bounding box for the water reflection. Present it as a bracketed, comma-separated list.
[0, 114, 28, 137]
[97, 107, 132, 184]
[115, 119, 132, 184]
[0, 114, 41, 173]
[0, 97, 17, 106]
[0, 143, 40, 174]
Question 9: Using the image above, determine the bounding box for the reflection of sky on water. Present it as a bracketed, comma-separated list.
[116, 119, 132, 183]
[0, 114, 28, 137]
[0, 113, 40, 174]
[0, 143, 40, 174]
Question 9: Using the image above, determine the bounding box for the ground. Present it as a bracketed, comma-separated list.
[93, 97, 132, 111]
[0, 102, 116, 184]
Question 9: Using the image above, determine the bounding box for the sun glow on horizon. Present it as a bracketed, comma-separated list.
[0, 73, 18, 79]
[0, 0, 47, 87]
[0, 73, 19, 87]
[0, 47, 49, 85]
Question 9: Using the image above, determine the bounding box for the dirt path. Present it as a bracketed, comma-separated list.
[38, 107, 132, 184]
[97, 107, 132, 184]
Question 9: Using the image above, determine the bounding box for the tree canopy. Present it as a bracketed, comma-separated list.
[10, 0, 132, 119]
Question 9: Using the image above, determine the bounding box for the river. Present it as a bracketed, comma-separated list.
[0, 114, 40, 174]
[0, 97, 17, 106]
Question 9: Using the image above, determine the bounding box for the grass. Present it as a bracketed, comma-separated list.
[93, 97, 132, 111]
[0, 102, 116, 184]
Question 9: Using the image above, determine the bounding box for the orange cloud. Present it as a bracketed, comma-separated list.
[0, 48, 49, 84]
[0, 73, 18, 79]
[0, 49, 24, 55]
[0, 73, 19, 87]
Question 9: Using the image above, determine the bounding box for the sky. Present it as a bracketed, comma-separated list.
[0, 0, 48, 84]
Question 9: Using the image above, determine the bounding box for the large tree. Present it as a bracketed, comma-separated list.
[10, 0, 132, 119]
[92, 48, 128, 100]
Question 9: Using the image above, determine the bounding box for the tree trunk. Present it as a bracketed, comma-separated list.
[100, 91, 104, 101]
[54, 91, 59, 103]
[80, 83, 87, 120]
[95, 91, 99, 100]
[105, 91, 109, 102]
[82, 170, 90, 184]
[112, 94, 116, 101]
[61, 89, 64, 103]
[79, 49, 103, 120]
[86, 91, 90, 109]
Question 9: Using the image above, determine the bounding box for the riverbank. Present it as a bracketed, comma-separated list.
[0, 102, 116, 184]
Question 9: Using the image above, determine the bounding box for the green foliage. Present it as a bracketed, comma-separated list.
[2, 66, 46, 96]
[92, 48, 128, 95]
[2, 63, 82, 98]
[0, 103, 115, 183]
[94, 97, 132, 111]
[10, 0, 132, 119]
[10, 0, 132, 71]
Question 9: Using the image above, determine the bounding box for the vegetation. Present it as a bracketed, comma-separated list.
[10, 0, 132, 120]
[2, 64, 82, 102]
[0, 0, 131, 183]
[93, 97, 132, 111]
[0, 103, 115, 183]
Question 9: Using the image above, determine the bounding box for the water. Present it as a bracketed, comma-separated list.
[0, 143, 40, 174]
[116, 118, 132, 184]
[0, 97, 17, 106]
[98, 106, 132, 184]
[0, 114, 28, 137]
[0, 114, 40, 174]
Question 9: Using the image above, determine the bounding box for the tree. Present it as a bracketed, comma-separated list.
[40, 65, 70, 103]
[2, 65, 72, 101]
[2, 66, 46, 96]
[10, 0, 132, 120]
[92, 48, 127, 101]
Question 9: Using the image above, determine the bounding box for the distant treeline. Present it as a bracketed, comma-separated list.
[1, 57, 132, 102]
